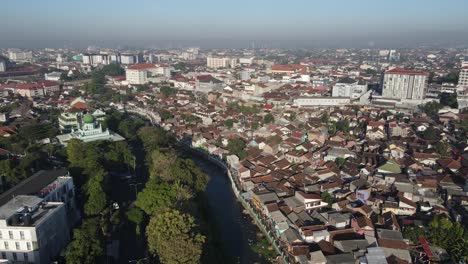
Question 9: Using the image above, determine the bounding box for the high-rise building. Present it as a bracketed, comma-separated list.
[458, 66, 468, 87]
[206, 57, 237, 69]
[0, 61, 6, 72]
[382, 68, 429, 100]
[7, 50, 32, 62]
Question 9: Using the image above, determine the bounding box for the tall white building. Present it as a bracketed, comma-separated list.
[0, 61, 6, 72]
[382, 68, 429, 100]
[458, 66, 468, 87]
[332, 79, 368, 99]
[8, 50, 32, 63]
[125, 63, 157, 85]
[206, 57, 237, 69]
[120, 54, 136, 65]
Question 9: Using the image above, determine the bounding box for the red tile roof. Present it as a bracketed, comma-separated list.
[127, 63, 156, 70]
[385, 67, 428, 76]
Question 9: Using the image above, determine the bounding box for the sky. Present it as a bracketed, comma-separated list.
[2, 0, 468, 49]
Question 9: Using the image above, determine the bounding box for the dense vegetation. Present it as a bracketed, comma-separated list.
[403, 216, 468, 262]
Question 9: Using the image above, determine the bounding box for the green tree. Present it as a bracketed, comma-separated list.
[224, 119, 234, 128]
[65, 218, 104, 264]
[435, 141, 451, 156]
[422, 127, 440, 141]
[84, 168, 107, 216]
[146, 209, 205, 264]
[322, 113, 329, 124]
[127, 207, 145, 235]
[320, 192, 334, 206]
[264, 113, 275, 124]
[159, 109, 172, 121]
[335, 157, 346, 169]
[100, 63, 125, 76]
[135, 179, 179, 215]
[160, 86, 176, 98]
[335, 119, 350, 134]
[402, 225, 426, 244]
[420, 101, 442, 116]
[440, 92, 458, 109]
[227, 138, 247, 159]
[137, 127, 170, 151]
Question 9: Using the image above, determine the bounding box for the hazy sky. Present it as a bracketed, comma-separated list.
[2, 0, 468, 48]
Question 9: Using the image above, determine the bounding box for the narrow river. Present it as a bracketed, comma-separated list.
[187, 152, 269, 264]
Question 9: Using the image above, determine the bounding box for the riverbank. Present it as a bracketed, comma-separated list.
[180, 144, 286, 263]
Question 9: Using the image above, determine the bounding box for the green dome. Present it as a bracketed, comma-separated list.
[83, 113, 95, 124]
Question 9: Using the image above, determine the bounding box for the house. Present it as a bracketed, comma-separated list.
[299, 225, 330, 243]
[413, 152, 440, 166]
[295, 192, 328, 212]
[351, 215, 375, 236]
[324, 147, 356, 161]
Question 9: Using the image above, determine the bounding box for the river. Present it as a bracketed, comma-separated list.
[186, 152, 269, 264]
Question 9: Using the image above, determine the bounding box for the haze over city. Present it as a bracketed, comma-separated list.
[1, 1, 468, 264]
[3, 0, 468, 48]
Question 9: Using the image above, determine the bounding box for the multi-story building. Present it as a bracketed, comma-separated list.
[458, 66, 468, 87]
[7, 50, 32, 63]
[332, 79, 368, 99]
[14, 81, 60, 98]
[120, 54, 136, 65]
[0, 169, 79, 264]
[0, 61, 6, 72]
[0, 197, 69, 264]
[293, 97, 351, 107]
[206, 57, 237, 69]
[382, 68, 429, 100]
[125, 64, 172, 84]
[125, 63, 157, 85]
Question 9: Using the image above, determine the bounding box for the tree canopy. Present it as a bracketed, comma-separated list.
[264, 113, 275, 124]
[227, 138, 247, 159]
[146, 209, 205, 264]
[65, 218, 104, 264]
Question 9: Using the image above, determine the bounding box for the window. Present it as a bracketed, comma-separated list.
[20, 231, 25, 240]
[8, 231, 13, 239]
[24, 253, 28, 262]
[4, 242, 8, 250]
[26, 242, 31, 250]
[1, 252, 6, 259]
[15, 242, 20, 250]
[12, 253, 17, 261]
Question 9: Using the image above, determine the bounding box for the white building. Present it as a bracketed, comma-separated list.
[125, 64, 157, 85]
[332, 80, 368, 99]
[458, 66, 468, 87]
[0, 169, 78, 264]
[56, 113, 124, 146]
[120, 54, 136, 65]
[0, 61, 6, 72]
[382, 68, 429, 100]
[206, 57, 237, 69]
[125, 64, 172, 84]
[293, 97, 351, 107]
[0, 197, 69, 264]
[239, 57, 254, 65]
[8, 50, 32, 62]
[44, 72, 62, 81]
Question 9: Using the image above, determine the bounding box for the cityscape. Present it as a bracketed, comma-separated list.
[1, 1, 468, 264]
